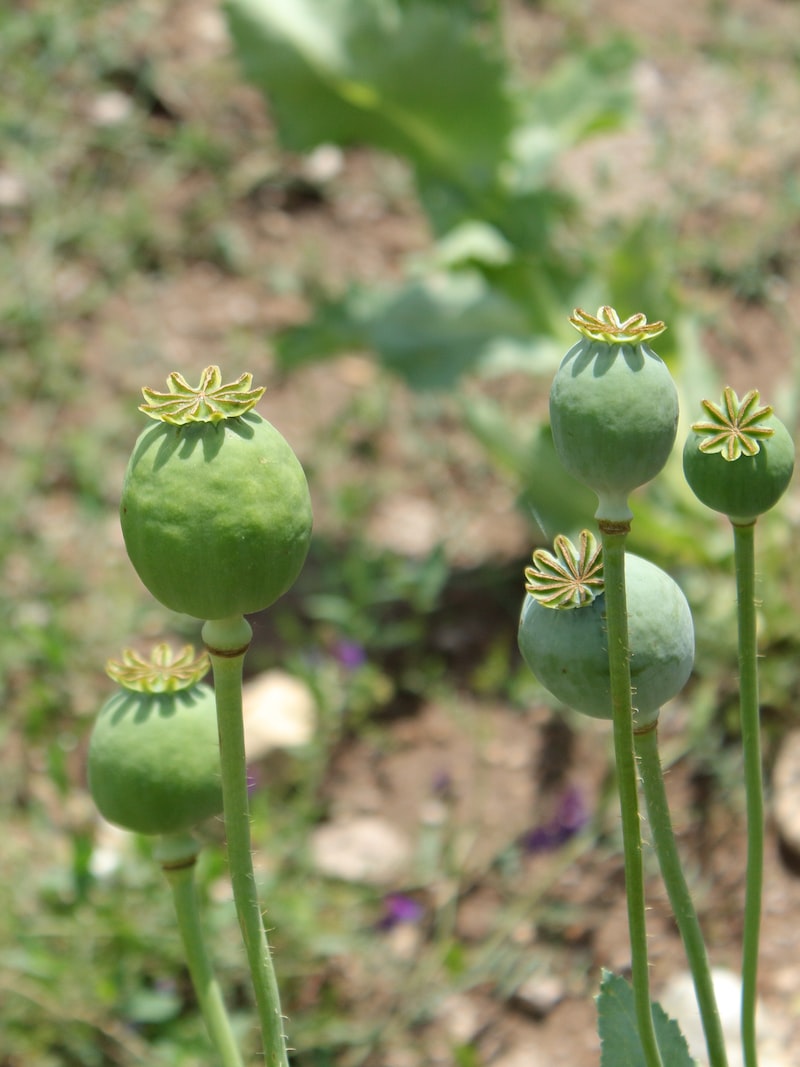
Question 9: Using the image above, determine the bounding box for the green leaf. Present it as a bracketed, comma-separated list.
[461, 400, 596, 539]
[276, 272, 559, 389]
[526, 37, 635, 144]
[273, 287, 378, 370]
[506, 38, 634, 199]
[225, 0, 514, 188]
[367, 272, 550, 388]
[597, 971, 698, 1067]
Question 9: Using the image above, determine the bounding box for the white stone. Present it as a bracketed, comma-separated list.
[88, 90, 133, 127]
[310, 815, 410, 884]
[511, 972, 565, 1018]
[771, 729, 800, 854]
[659, 968, 790, 1067]
[0, 171, 28, 209]
[436, 993, 484, 1044]
[302, 144, 344, 184]
[90, 818, 134, 879]
[242, 670, 316, 760]
[491, 1044, 550, 1067]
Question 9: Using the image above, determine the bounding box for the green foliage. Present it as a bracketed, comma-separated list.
[225, 0, 637, 388]
[597, 971, 697, 1067]
[225, 0, 513, 193]
[222, 0, 705, 564]
[3, 0, 798, 1063]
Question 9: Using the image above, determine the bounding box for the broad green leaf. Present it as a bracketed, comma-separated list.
[432, 222, 514, 270]
[524, 38, 635, 145]
[461, 400, 596, 539]
[505, 39, 634, 199]
[597, 971, 698, 1067]
[225, 0, 514, 188]
[276, 272, 560, 390]
[273, 286, 378, 369]
[369, 272, 543, 388]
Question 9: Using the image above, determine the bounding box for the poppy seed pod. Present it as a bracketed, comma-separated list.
[683, 386, 795, 524]
[518, 533, 694, 728]
[120, 367, 313, 620]
[549, 307, 679, 521]
[88, 645, 223, 836]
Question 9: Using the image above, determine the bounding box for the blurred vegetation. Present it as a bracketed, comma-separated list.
[2, 0, 800, 1064]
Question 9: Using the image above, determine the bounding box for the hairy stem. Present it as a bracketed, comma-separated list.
[636, 726, 729, 1067]
[156, 834, 245, 1067]
[732, 521, 762, 1067]
[599, 522, 664, 1067]
[202, 615, 289, 1067]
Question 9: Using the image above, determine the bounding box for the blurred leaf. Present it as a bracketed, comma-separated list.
[527, 38, 635, 144]
[597, 971, 697, 1067]
[274, 286, 379, 369]
[123, 984, 183, 1025]
[225, 0, 514, 189]
[277, 272, 561, 389]
[461, 397, 595, 539]
[368, 272, 557, 388]
[432, 222, 515, 269]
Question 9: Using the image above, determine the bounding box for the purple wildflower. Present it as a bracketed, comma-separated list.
[378, 893, 424, 930]
[334, 640, 367, 671]
[521, 785, 588, 854]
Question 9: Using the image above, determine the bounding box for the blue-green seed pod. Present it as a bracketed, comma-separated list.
[549, 307, 679, 521]
[88, 646, 223, 836]
[518, 535, 694, 727]
[120, 367, 313, 621]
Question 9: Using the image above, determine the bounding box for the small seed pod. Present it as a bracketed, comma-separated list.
[549, 307, 679, 521]
[120, 367, 313, 620]
[88, 645, 223, 836]
[518, 531, 694, 727]
[683, 386, 795, 524]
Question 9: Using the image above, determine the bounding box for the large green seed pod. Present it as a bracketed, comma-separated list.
[120, 367, 313, 620]
[683, 386, 795, 524]
[518, 532, 694, 726]
[88, 645, 223, 836]
[549, 307, 679, 521]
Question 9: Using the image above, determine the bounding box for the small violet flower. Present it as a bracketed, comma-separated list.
[521, 785, 588, 854]
[334, 639, 367, 671]
[378, 893, 424, 930]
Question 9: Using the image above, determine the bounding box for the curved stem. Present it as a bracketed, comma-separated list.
[732, 521, 762, 1067]
[156, 834, 245, 1067]
[202, 615, 289, 1067]
[599, 523, 664, 1067]
[636, 726, 729, 1067]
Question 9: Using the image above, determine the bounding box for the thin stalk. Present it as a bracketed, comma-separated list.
[156, 835, 245, 1067]
[202, 615, 289, 1067]
[732, 520, 762, 1067]
[599, 522, 664, 1067]
[636, 725, 729, 1067]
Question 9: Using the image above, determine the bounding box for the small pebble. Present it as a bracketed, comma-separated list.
[510, 973, 565, 1019]
[310, 815, 410, 885]
[659, 968, 790, 1067]
[771, 729, 800, 857]
[242, 670, 316, 760]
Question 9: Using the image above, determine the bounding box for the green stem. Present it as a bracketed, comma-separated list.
[155, 834, 245, 1067]
[599, 523, 664, 1067]
[636, 726, 729, 1067]
[202, 615, 289, 1067]
[732, 521, 762, 1067]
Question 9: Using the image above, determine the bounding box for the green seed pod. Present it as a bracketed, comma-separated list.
[120, 367, 313, 620]
[549, 307, 679, 521]
[518, 531, 694, 726]
[683, 386, 795, 524]
[88, 645, 223, 836]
